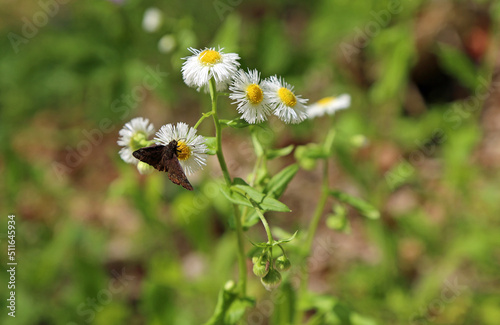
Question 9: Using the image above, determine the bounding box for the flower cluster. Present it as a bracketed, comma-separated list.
[182, 47, 312, 124]
[118, 46, 349, 179]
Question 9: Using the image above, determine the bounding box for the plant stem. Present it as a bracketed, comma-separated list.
[208, 78, 247, 296]
[304, 159, 329, 252]
[255, 208, 273, 245]
[194, 111, 214, 129]
[295, 158, 330, 325]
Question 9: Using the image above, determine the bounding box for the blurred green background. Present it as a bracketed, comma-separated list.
[1, 0, 500, 324]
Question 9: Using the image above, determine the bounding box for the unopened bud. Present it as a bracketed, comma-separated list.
[137, 161, 154, 175]
[275, 255, 291, 272]
[261, 269, 282, 291]
[253, 260, 269, 278]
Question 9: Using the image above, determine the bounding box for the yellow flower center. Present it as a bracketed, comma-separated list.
[198, 49, 221, 65]
[278, 87, 297, 107]
[317, 96, 335, 106]
[246, 84, 264, 104]
[176, 140, 191, 161]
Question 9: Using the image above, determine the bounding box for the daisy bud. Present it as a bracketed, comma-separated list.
[137, 161, 154, 175]
[253, 259, 269, 278]
[224, 280, 236, 291]
[252, 252, 270, 278]
[275, 255, 291, 272]
[260, 269, 282, 291]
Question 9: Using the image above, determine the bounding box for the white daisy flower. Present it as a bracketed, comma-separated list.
[142, 7, 163, 33]
[263, 76, 308, 124]
[154, 122, 207, 175]
[307, 94, 351, 119]
[229, 69, 272, 124]
[117, 117, 155, 164]
[181, 47, 240, 92]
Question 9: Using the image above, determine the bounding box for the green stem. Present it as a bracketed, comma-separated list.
[208, 78, 247, 296]
[240, 154, 263, 222]
[304, 159, 329, 251]
[194, 111, 214, 129]
[295, 158, 329, 325]
[255, 207, 274, 263]
[255, 208, 273, 245]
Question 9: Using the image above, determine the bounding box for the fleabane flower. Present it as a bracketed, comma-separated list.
[264, 76, 308, 124]
[181, 47, 240, 92]
[307, 94, 351, 119]
[117, 117, 155, 165]
[154, 122, 207, 175]
[229, 69, 272, 124]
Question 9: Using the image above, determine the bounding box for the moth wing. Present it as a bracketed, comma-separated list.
[132, 145, 167, 171]
[166, 156, 193, 191]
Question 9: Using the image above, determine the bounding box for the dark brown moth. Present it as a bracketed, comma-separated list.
[132, 140, 193, 191]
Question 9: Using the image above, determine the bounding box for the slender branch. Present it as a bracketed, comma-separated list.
[194, 111, 214, 129]
[255, 207, 273, 245]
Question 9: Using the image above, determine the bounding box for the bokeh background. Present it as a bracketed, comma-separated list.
[1, 0, 500, 324]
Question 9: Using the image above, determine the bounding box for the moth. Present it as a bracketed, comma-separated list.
[132, 140, 193, 191]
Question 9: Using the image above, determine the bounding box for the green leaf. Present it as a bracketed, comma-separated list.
[436, 43, 477, 90]
[232, 184, 265, 203]
[273, 230, 298, 245]
[251, 130, 264, 157]
[326, 205, 351, 233]
[204, 137, 217, 155]
[204, 282, 238, 325]
[211, 13, 241, 53]
[266, 145, 294, 160]
[294, 144, 328, 170]
[242, 210, 260, 228]
[259, 197, 291, 212]
[265, 164, 299, 198]
[220, 185, 253, 208]
[232, 182, 291, 212]
[204, 282, 254, 325]
[220, 118, 251, 129]
[330, 191, 380, 220]
[224, 298, 255, 324]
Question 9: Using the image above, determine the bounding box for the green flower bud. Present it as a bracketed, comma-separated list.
[137, 161, 154, 175]
[261, 269, 282, 291]
[224, 280, 236, 292]
[253, 259, 269, 278]
[275, 255, 291, 272]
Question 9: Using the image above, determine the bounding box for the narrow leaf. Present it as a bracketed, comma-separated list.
[220, 118, 251, 129]
[266, 145, 294, 160]
[259, 196, 291, 212]
[265, 164, 299, 198]
[220, 185, 253, 208]
[330, 191, 380, 220]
